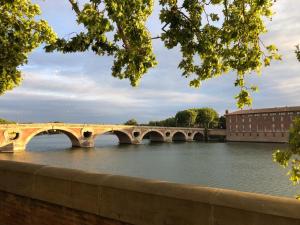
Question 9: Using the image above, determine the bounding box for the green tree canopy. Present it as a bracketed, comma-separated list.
[175, 109, 197, 127]
[0, 0, 57, 95]
[273, 117, 300, 199]
[1, 0, 280, 108]
[218, 116, 226, 129]
[0, 118, 15, 124]
[124, 118, 138, 125]
[45, 0, 279, 108]
[195, 108, 219, 128]
[148, 117, 176, 127]
[296, 45, 300, 62]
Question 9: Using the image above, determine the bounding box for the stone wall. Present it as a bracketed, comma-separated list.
[1, 160, 300, 225]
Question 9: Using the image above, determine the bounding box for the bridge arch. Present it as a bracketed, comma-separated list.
[172, 131, 187, 142]
[24, 128, 81, 149]
[95, 130, 133, 144]
[193, 132, 205, 141]
[140, 130, 165, 142]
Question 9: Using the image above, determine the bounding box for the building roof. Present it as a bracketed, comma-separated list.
[226, 106, 300, 115]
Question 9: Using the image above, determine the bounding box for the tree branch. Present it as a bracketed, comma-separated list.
[151, 36, 161, 40]
[117, 24, 131, 50]
[68, 0, 80, 15]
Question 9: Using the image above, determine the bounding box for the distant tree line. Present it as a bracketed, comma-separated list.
[0, 118, 15, 124]
[124, 108, 226, 129]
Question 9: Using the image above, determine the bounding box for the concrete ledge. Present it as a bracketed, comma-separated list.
[1, 160, 300, 225]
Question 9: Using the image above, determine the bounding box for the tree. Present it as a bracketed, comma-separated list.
[45, 0, 279, 108]
[124, 119, 138, 126]
[218, 116, 226, 129]
[163, 117, 176, 127]
[296, 45, 300, 62]
[195, 108, 219, 128]
[175, 110, 197, 127]
[273, 117, 300, 199]
[0, 118, 15, 124]
[0, 0, 57, 95]
[0, 0, 280, 108]
[148, 117, 176, 127]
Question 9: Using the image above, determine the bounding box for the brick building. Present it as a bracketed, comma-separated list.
[225, 106, 300, 143]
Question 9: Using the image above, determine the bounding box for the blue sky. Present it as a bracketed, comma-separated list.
[0, 0, 300, 123]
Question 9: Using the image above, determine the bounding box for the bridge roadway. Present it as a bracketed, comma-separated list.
[0, 123, 226, 152]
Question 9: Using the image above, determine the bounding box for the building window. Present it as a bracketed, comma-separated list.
[250, 133, 252, 136]
[281, 117, 284, 122]
[249, 118, 252, 122]
[272, 117, 274, 122]
[273, 133, 275, 137]
[257, 133, 259, 137]
[282, 133, 284, 137]
[236, 133, 238, 136]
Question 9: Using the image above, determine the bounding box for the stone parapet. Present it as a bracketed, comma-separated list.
[1, 160, 300, 225]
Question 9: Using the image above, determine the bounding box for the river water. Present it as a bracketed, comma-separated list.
[0, 134, 297, 198]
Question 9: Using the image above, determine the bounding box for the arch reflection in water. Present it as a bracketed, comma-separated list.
[94, 131, 131, 147]
[172, 131, 187, 142]
[193, 132, 205, 142]
[141, 131, 165, 144]
[27, 132, 73, 152]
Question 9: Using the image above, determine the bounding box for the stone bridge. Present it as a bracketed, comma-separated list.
[0, 123, 226, 153]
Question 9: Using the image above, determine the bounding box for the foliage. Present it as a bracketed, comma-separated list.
[44, 0, 280, 108]
[296, 45, 300, 62]
[195, 108, 219, 128]
[45, 0, 156, 87]
[273, 117, 300, 199]
[148, 107, 222, 128]
[124, 118, 138, 125]
[175, 109, 197, 127]
[219, 116, 226, 129]
[0, 118, 15, 124]
[148, 117, 176, 127]
[0, 0, 57, 95]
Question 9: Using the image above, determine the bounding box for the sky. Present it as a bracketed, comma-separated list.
[0, 0, 300, 124]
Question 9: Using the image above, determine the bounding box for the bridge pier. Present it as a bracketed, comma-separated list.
[0, 142, 25, 153]
[76, 138, 95, 148]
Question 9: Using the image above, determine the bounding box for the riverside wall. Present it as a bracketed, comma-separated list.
[1, 160, 300, 225]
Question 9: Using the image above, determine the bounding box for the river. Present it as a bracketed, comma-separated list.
[0, 134, 297, 198]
